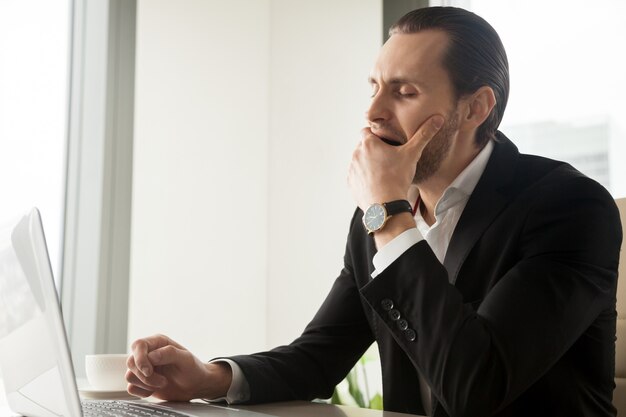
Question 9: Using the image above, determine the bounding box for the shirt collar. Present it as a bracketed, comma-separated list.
[409, 140, 495, 216]
[447, 139, 494, 197]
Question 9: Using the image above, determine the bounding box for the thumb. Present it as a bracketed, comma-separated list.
[148, 345, 185, 366]
[404, 114, 444, 156]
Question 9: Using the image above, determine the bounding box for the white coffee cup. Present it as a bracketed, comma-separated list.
[85, 354, 129, 391]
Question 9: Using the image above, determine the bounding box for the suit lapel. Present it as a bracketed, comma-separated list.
[443, 134, 519, 285]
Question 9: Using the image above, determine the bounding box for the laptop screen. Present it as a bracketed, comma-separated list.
[0, 209, 82, 417]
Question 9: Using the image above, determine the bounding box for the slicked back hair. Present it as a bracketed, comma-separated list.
[390, 7, 509, 146]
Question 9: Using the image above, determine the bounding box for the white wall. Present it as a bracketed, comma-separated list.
[267, 0, 381, 346]
[128, 0, 271, 358]
[129, 0, 382, 358]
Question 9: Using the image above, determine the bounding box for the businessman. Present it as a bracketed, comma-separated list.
[126, 7, 622, 417]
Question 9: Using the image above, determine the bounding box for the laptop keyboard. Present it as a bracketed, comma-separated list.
[81, 400, 192, 417]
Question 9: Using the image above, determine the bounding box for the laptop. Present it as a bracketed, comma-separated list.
[0, 208, 273, 417]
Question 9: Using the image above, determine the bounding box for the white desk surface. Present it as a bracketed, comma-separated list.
[0, 379, 422, 417]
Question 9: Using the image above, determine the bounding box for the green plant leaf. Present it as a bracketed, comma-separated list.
[332, 345, 383, 410]
[346, 370, 366, 408]
[330, 388, 342, 405]
[369, 393, 383, 410]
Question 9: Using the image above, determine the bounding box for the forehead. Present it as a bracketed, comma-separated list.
[371, 30, 451, 88]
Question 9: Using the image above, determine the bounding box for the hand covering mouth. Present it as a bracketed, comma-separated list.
[380, 137, 403, 147]
[372, 131, 404, 146]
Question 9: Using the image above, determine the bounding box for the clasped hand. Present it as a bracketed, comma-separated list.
[126, 334, 232, 401]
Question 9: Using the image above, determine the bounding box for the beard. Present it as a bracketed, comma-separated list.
[412, 110, 459, 184]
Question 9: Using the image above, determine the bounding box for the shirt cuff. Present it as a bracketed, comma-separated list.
[203, 359, 250, 404]
[371, 228, 424, 279]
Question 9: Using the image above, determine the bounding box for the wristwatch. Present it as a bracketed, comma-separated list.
[362, 200, 413, 234]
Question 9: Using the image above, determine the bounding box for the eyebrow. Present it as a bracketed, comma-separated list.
[368, 76, 427, 89]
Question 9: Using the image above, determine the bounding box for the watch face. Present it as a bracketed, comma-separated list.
[364, 203, 386, 232]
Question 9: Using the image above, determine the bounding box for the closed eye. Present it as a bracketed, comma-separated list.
[397, 86, 418, 97]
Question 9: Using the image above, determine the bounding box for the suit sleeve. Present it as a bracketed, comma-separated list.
[226, 212, 375, 404]
[360, 175, 622, 417]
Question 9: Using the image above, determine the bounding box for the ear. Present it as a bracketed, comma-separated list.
[461, 86, 496, 130]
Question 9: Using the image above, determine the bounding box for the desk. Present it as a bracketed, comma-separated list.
[238, 401, 422, 417]
[0, 379, 422, 417]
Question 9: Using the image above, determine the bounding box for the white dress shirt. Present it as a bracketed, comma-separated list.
[205, 358, 250, 404]
[211, 140, 494, 414]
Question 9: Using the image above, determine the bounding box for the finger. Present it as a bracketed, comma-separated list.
[360, 127, 384, 146]
[127, 381, 154, 398]
[125, 369, 160, 392]
[361, 127, 404, 147]
[360, 127, 373, 139]
[126, 355, 168, 388]
[148, 345, 187, 367]
[404, 115, 444, 154]
[131, 334, 180, 377]
[130, 339, 153, 377]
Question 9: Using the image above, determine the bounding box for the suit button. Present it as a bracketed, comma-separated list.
[397, 319, 408, 331]
[404, 329, 417, 342]
[381, 299, 394, 311]
[388, 309, 401, 321]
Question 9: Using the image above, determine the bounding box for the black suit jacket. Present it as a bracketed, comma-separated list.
[229, 133, 623, 417]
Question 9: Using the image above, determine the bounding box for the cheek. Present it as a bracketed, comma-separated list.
[396, 106, 431, 140]
[399, 98, 456, 139]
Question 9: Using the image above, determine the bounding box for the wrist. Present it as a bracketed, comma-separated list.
[367, 193, 406, 208]
[197, 362, 233, 400]
[373, 212, 416, 249]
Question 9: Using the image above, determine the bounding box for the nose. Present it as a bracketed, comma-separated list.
[366, 90, 391, 124]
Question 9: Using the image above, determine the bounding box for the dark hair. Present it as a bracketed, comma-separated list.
[390, 7, 509, 146]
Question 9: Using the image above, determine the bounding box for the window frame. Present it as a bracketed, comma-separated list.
[61, 0, 136, 375]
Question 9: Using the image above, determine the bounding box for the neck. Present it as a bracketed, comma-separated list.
[416, 139, 483, 225]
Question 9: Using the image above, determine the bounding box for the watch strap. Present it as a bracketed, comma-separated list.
[383, 200, 413, 216]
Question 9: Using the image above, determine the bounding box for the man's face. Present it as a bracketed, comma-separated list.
[367, 30, 460, 184]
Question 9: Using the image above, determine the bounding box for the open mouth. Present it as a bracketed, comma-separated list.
[379, 137, 403, 147]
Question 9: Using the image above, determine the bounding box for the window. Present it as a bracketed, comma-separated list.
[0, 1, 72, 284]
[463, 0, 626, 197]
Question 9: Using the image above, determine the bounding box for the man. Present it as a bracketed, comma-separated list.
[126, 7, 622, 417]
